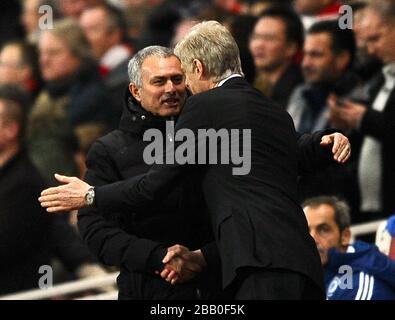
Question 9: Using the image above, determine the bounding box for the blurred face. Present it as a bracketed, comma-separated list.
[304, 204, 350, 266]
[0, 45, 30, 85]
[363, 9, 395, 64]
[21, 0, 41, 34]
[131, 56, 186, 116]
[302, 32, 340, 84]
[39, 32, 81, 81]
[294, 0, 330, 15]
[59, 0, 89, 19]
[80, 8, 116, 59]
[249, 17, 295, 72]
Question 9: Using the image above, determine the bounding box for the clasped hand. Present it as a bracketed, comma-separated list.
[158, 245, 207, 285]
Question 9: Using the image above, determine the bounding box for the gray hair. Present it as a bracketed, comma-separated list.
[174, 20, 243, 83]
[302, 196, 351, 232]
[43, 18, 93, 62]
[127, 46, 176, 88]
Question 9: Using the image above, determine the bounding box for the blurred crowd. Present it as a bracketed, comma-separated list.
[0, 0, 394, 298]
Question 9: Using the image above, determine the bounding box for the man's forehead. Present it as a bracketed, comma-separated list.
[305, 204, 336, 223]
[141, 56, 183, 77]
[363, 9, 385, 29]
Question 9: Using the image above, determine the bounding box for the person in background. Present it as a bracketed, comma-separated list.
[249, 6, 304, 107]
[304, 196, 395, 300]
[0, 40, 42, 98]
[328, 0, 395, 223]
[79, 3, 133, 121]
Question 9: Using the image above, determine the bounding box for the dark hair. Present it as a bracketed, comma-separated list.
[258, 6, 304, 48]
[307, 19, 356, 69]
[90, 3, 127, 38]
[1, 40, 41, 84]
[0, 84, 31, 140]
[302, 196, 351, 232]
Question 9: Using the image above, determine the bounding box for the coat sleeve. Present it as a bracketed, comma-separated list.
[296, 129, 337, 175]
[77, 140, 166, 274]
[95, 95, 211, 213]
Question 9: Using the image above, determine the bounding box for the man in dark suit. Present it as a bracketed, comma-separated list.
[40, 22, 351, 299]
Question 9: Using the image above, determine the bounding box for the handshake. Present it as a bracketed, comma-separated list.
[157, 245, 207, 285]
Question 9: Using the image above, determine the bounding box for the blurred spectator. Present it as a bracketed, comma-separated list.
[214, 0, 249, 14]
[303, 196, 395, 300]
[57, 0, 104, 19]
[0, 41, 42, 98]
[137, 0, 190, 49]
[287, 20, 357, 208]
[375, 214, 395, 260]
[350, 1, 383, 83]
[249, 6, 304, 107]
[171, 18, 199, 48]
[80, 3, 133, 121]
[28, 19, 113, 185]
[123, 1, 152, 42]
[21, 0, 42, 44]
[294, 0, 342, 29]
[328, 0, 395, 223]
[0, 84, 109, 296]
[0, 84, 51, 295]
[225, 14, 257, 83]
[288, 19, 357, 133]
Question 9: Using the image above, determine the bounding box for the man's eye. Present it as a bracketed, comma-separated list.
[172, 77, 183, 84]
[317, 226, 330, 235]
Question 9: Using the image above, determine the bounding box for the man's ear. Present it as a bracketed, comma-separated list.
[129, 83, 141, 102]
[193, 59, 205, 80]
[340, 227, 352, 247]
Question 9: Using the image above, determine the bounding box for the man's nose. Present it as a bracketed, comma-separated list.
[366, 43, 376, 56]
[302, 56, 311, 68]
[165, 80, 176, 93]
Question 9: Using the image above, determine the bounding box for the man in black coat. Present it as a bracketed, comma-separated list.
[40, 27, 351, 299]
[76, 46, 219, 299]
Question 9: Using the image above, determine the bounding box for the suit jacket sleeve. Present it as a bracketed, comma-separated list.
[77, 140, 166, 274]
[95, 95, 211, 213]
[296, 129, 337, 175]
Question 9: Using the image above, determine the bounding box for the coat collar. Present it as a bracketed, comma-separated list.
[118, 88, 176, 135]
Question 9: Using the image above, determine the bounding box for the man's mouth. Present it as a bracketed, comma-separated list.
[162, 98, 179, 107]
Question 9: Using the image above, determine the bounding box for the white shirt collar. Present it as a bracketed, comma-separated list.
[382, 63, 395, 87]
[216, 74, 243, 87]
[346, 245, 356, 253]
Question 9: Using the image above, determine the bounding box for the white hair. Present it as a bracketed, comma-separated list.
[174, 20, 243, 83]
